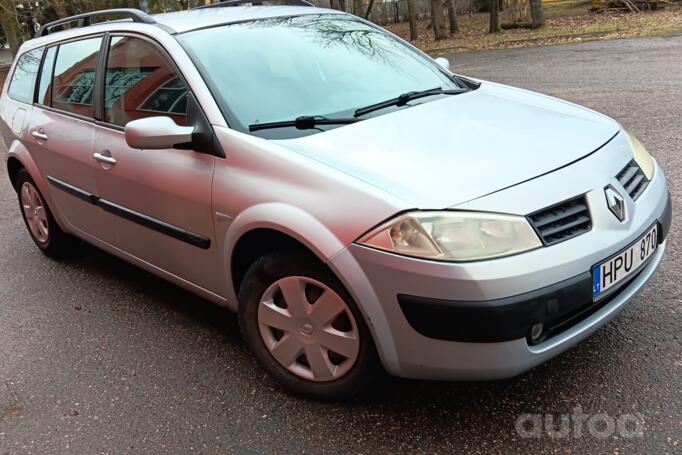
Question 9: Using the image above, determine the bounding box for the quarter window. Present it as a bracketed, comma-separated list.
[52, 37, 102, 117]
[8, 47, 44, 104]
[104, 36, 189, 127]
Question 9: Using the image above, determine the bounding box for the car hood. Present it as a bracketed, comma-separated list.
[275, 82, 620, 209]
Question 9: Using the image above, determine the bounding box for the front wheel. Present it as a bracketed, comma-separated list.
[238, 251, 380, 401]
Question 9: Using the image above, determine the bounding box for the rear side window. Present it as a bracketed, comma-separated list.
[52, 37, 102, 117]
[104, 36, 189, 127]
[8, 47, 44, 104]
[37, 46, 57, 106]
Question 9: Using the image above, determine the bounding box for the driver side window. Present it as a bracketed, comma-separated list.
[104, 36, 189, 127]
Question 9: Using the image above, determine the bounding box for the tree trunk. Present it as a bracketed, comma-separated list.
[339, 0, 346, 12]
[0, 18, 20, 56]
[364, 0, 375, 19]
[529, 0, 545, 28]
[431, 0, 447, 40]
[330, 0, 340, 10]
[489, 0, 500, 33]
[447, 0, 459, 34]
[51, 0, 69, 18]
[0, 1, 21, 56]
[353, 0, 363, 16]
[406, 0, 418, 40]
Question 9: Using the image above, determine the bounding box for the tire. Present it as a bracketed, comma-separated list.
[16, 168, 74, 258]
[238, 250, 380, 401]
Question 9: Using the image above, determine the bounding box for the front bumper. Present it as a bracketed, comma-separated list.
[328, 139, 671, 380]
[398, 193, 670, 345]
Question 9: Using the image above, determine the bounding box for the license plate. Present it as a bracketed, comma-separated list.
[592, 224, 658, 299]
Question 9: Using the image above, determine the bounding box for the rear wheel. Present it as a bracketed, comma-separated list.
[238, 251, 379, 400]
[16, 169, 73, 257]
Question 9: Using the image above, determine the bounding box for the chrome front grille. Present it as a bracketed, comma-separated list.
[616, 160, 649, 200]
[528, 196, 592, 246]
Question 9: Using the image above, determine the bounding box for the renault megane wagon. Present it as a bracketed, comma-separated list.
[0, 2, 671, 400]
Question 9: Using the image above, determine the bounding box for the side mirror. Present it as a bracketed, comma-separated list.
[434, 57, 450, 71]
[124, 116, 195, 150]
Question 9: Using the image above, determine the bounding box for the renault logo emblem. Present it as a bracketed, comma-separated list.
[605, 185, 626, 222]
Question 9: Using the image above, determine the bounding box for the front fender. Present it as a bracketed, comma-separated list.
[221, 202, 347, 310]
[219, 203, 399, 371]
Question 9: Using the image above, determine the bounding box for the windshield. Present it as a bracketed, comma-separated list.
[178, 14, 464, 139]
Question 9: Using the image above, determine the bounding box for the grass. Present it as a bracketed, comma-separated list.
[385, 1, 682, 55]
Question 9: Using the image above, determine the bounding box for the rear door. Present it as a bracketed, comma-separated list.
[91, 34, 219, 294]
[27, 36, 108, 237]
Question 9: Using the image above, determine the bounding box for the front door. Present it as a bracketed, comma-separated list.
[92, 35, 220, 294]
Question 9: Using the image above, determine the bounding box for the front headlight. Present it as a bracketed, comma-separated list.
[625, 130, 654, 180]
[357, 211, 542, 262]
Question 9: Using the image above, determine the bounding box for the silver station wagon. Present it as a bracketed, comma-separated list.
[1, 2, 671, 400]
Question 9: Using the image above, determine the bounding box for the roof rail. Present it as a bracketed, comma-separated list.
[36, 8, 156, 38]
[195, 0, 314, 9]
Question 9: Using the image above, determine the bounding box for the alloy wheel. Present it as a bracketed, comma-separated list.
[21, 182, 49, 243]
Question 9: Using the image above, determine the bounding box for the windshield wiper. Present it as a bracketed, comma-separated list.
[354, 87, 467, 118]
[249, 115, 361, 132]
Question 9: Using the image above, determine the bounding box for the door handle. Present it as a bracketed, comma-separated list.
[93, 152, 117, 165]
[31, 130, 48, 141]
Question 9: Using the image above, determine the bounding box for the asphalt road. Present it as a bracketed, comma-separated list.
[1, 35, 680, 454]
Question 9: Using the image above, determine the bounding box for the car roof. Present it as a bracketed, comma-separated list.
[19, 5, 344, 52]
[154, 5, 340, 34]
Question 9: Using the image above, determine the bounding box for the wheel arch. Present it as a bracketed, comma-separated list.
[222, 203, 348, 311]
[230, 228, 320, 300]
[6, 141, 45, 193]
[223, 205, 394, 378]
[5, 140, 68, 231]
[6, 155, 23, 191]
